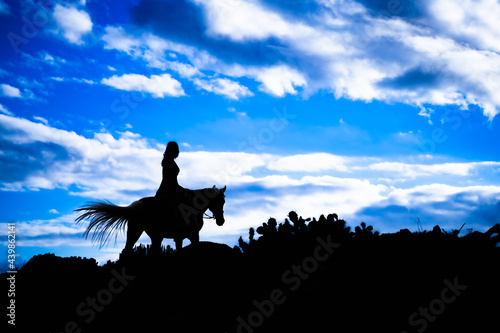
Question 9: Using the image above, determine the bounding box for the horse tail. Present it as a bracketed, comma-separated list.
[75, 200, 142, 248]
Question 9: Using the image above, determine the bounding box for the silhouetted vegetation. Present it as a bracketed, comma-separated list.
[3, 211, 499, 332]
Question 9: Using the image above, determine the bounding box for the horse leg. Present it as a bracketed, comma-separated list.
[174, 238, 183, 251]
[123, 219, 143, 255]
[151, 236, 162, 255]
[189, 233, 199, 246]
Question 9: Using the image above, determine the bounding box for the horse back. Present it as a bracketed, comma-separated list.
[140, 196, 182, 223]
[139, 196, 156, 206]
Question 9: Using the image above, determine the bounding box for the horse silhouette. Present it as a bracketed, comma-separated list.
[75, 186, 226, 254]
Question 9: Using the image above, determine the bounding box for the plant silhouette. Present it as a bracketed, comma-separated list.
[4, 209, 500, 333]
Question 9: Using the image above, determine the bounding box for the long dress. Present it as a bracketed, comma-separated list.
[155, 158, 184, 206]
[155, 158, 197, 227]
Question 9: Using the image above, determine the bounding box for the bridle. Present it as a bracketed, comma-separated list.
[200, 186, 226, 223]
[203, 212, 215, 219]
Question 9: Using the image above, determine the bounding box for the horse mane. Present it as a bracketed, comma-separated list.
[198, 185, 225, 198]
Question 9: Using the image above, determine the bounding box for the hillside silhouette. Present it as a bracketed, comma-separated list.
[3, 211, 500, 333]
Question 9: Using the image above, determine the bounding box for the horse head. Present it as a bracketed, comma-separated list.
[207, 185, 226, 226]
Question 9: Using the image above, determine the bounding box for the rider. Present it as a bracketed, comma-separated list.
[156, 141, 193, 224]
[156, 141, 183, 202]
[155, 141, 195, 224]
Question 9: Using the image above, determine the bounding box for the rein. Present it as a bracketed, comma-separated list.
[188, 186, 225, 222]
[203, 212, 215, 219]
[192, 187, 222, 221]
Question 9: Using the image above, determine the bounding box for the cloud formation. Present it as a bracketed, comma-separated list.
[1, 114, 499, 254]
[2, 0, 499, 266]
[0, 83, 22, 98]
[52, 4, 93, 45]
[0, 114, 161, 200]
[192, 77, 253, 99]
[109, 0, 500, 118]
[101, 73, 185, 97]
[0, 103, 12, 115]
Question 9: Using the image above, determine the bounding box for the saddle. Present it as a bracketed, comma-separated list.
[151, 188, 198, 226]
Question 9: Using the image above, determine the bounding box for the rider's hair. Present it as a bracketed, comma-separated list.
[164, 141, 179, 160]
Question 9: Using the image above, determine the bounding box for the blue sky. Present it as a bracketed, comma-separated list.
[1, 0, 500, 268]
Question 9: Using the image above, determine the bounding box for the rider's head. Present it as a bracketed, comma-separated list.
[164, 141, 179, 159]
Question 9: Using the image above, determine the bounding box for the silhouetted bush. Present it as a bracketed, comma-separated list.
[3, 211, 499, 333]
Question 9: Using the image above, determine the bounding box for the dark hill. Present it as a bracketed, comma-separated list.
[3, 213, 500, 333]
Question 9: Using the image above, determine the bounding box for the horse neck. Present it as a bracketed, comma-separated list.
[192, 188, 217, 213]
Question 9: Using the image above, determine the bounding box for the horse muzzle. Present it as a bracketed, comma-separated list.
[216, 217, 225, 226]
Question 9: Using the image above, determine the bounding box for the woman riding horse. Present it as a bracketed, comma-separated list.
[74, 140, 227, 254]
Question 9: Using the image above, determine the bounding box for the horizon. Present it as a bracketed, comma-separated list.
[1, 0, 500, 268]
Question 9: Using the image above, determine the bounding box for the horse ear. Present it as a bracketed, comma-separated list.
[222, 185, 226, 193]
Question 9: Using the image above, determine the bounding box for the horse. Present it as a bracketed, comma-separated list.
[75, 185, 226, 255]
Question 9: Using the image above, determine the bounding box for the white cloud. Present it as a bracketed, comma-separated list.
[102, 25, 308, 100]
[393, 31, 500, 119]
[102, 26, 214, 71]
[76, 78, 95, 84]
[192, 0, 500, 117]
[101, 73, 185, 98]
[40, 51, 67, 66]
[193, 0, 299, 41]
[43, 52, 55, 64]
[53, 4, 92, 45]
[427, 0, 500, 53]
[367, 161, 500, 179]
[418, 107, 434, 125]
[33, 116, 49, 125]
[0, 103, 13, 116]
[385, 184, 500, 210]
[102, 26, 138, 54]
[0, 213, 94, 250]
[227, 107, 247, 117]
[3, 114, 497, 201]
[13, 218, 84, 238]
[255, 66, 307, 97]
[0, 114, 161, 200]
[100, 26, 308, 99]
[0, 84, 22, 98]
[51, 77, 95, 84]
[166, 61, 202, 78]
[268, 153, 351, 172]
[177, 151, 272, 188]
[96, 1, 500, 118]
[193, 77, 253, 100]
